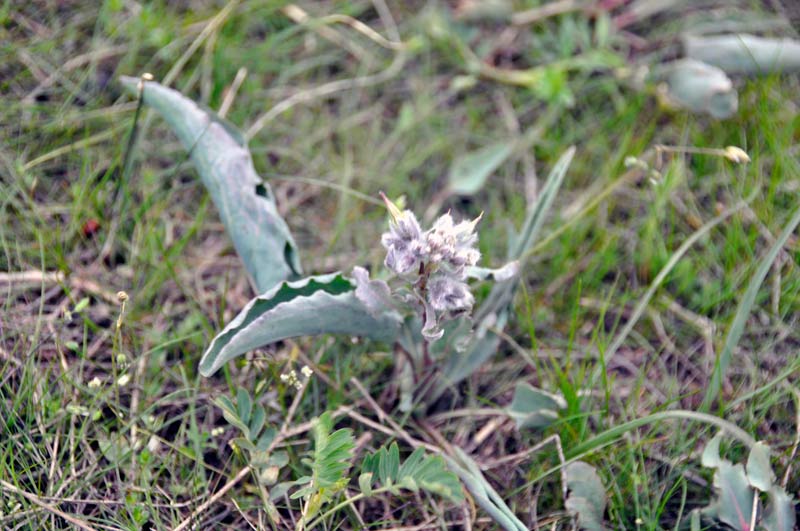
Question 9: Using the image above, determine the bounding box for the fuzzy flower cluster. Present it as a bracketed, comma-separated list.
[380, 194, 481, 339]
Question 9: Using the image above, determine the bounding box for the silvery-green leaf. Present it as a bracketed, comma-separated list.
[421, 297, 444, 341]
[448, 142, 515, 196]
[119, 76, 301, 293]
[685, 34, 800, 75]
[701, 432, 724, 468]
[398, 358, 415, 413]
[763, 486, 796, 531]
[705, 462, 754, 531]
[466, 261, 520, 281]
[745, 441, 774, 492]
[565, 461, 608, 531]
[249, 405, 266, 442]
[352, 266, 397, 317]
[199, 273, 402, 376]
[269, 482, 292, 501]
[507, 382, 565, 430]
[656, 59, 737, 119]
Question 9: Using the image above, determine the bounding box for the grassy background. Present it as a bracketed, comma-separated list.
[2, 1, 799, 529]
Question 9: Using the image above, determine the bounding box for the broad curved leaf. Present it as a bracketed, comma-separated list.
[685, 34, 800, 75]
[120, 76, 302, 293]
[199, 273, 402, 376]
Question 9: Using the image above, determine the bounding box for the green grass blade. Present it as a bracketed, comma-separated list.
[598, 199, 749, 381]
[566, 410, 756, 460]
[702, 203, 800, 410]
[512, 146, 576, 260]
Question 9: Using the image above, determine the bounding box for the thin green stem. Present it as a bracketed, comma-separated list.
[304, 486, 393, 530]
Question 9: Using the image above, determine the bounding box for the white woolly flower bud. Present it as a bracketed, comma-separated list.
[425, 212, 482, 278]
[379, 192, 483, 342]
[427, 274, 474, 313]
[381, 210, 425, 274]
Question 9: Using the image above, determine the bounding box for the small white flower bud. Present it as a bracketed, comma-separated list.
[724, 146, 750, 164]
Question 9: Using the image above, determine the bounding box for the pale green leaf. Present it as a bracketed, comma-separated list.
[358, 473, 373, 496]
[249, 405, 266, 442]
[511, 146, 576, 260]
[232, 437, 255, 453]
[565, 461, 608, 531]
[445, 447, 526, 531]
[269, 451, 289, 468]
[701, 432, 724, 468]
[269, 482, 292, 501]
[311, 412, 355, 490]
[413, 456, 463, 503]
[73, 297, 90, 313]
[119, 76, 301, 294]
[763, 486, 796, 531]
[706, 462, 754, 531]
[384, 442, 400, 486]
[199, 273, 402, 376]
[507, 382, 565, 430]
[236, 388, 252, 426]
[448, 142, 514, 196]
[746, 441, 774, 492]
[256, 427, 277, 451]
[657, 59, 737, 119]
[465, 261, 519, 282]
[690, 509, 701, 531]
[214, 395, 249, 435]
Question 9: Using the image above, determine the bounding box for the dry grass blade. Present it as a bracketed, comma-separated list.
[0, 480, 99, 531]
